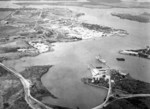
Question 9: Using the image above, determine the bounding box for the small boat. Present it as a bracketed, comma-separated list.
[116, 58, 125, 61]
[96, 66, 103, 69]
[96, 55, 106, 64]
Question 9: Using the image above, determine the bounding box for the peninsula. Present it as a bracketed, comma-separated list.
[111, 12, 150, 23]
[0, 63, 72, 109]
[82, 62, 150, 109]
[119, 46, 150, 59]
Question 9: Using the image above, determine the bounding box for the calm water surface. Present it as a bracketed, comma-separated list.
[3, 5, 150, 109]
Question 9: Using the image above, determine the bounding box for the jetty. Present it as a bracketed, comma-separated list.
[119, 46, 150, 59]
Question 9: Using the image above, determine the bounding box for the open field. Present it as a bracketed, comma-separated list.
[104, 97, 150, 109]
[0, 65, 70, 109]
[0, 11, 12, 20]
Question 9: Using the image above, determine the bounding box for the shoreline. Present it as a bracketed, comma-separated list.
[111, 13, 150, 23]
[82, 67, 150, 109]
[119, 48, 150, 59]
[0, 64, 73, 109]
[81, 78, 108, 90]
[0, 3, 150, 109]
[0, 7, 128, 63]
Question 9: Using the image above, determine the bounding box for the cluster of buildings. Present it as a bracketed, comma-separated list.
[18, 42, 50, 54]
[90, 67, 110, 83]
[28, 42, 49, 53]
[52, 24, 104, 40]
[43, 17, 105, 40]
[70, 27, 104, 39]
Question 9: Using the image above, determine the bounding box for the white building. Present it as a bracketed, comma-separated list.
[90, 68, 110, 82]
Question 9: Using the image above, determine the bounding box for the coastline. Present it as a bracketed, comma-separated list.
[81, 78, 108, 90]
[111, 13, 150, 23]
[0, 1, 150, 108]
[0, 64, 73, 109]
[81, 67, 150, 109]
[119, 48, 150, 59]
[0, 7, 128, 63]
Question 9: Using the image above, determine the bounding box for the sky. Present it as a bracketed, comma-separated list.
[2, 0, 150, 3]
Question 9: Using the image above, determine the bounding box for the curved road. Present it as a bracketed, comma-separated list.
[92, 69, 150, 109]
[0, 63, 53, 109]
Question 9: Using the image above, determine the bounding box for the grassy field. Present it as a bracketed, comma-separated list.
[0, 11, 12, 20]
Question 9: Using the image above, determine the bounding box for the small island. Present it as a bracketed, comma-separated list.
[111, 12, 150, 23]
